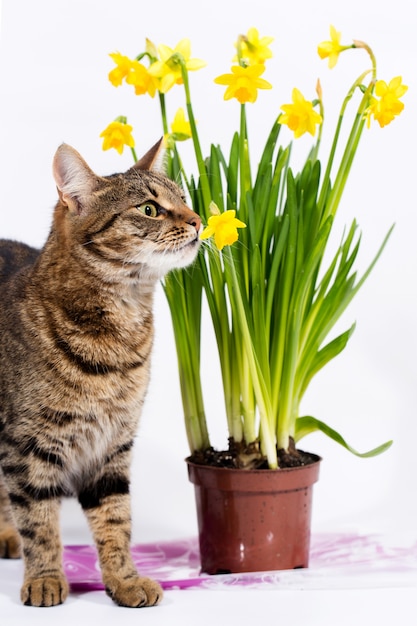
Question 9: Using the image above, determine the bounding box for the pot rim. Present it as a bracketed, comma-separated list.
[186, 453, 322, 492]
[185, 452, 322, 474]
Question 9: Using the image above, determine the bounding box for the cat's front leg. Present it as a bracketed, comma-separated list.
[8, 494, 68, 606]
[79, 476, 162, 608]
[0, 478, 22, 558]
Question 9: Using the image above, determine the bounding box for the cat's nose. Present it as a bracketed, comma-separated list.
[187, 213, 201, 234]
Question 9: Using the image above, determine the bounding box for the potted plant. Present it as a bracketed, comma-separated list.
[100, 26, 405, 574]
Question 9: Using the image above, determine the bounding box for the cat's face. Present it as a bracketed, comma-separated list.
[52, 142, 201, 279]
[80, 167, 202, 278]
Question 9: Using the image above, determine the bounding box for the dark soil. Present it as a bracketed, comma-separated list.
[188, 437, 317, 470]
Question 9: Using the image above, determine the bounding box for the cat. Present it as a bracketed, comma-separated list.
[0, 140, 201, 607]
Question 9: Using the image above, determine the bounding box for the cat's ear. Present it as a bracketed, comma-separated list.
[132, 138, 165, 173]
[53, 144, 100, 215]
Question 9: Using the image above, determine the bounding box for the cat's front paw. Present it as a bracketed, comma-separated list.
[21, 575, 69, 607]
[0, 527, 22, 559]
[105, 575, 163, 608]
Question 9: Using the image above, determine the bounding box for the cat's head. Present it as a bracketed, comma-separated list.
[52, 141, 201, 279]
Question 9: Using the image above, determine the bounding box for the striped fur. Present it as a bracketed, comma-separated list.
[0, 142, 201, 607]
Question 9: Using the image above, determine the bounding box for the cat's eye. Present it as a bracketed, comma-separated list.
[136, 203, 158, 218]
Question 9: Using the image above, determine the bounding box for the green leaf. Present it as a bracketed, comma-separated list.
[207, 144, 225, 212]
[295, 416, 393, 457]
[227, 132, 239, 204]
[254, 118, 281, 188]
[297, 323, 356, 399]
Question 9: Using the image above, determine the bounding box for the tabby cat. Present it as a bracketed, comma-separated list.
[0, 140, 201, 607]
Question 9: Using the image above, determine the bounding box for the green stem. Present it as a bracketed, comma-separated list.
[180, 61, 211, 214]
[321, 80, 374, 224]
[158, 92, 169, 135]
[164, 277, 208, 452]
[353, 40, 378, 77]
[271, 172, 298, 427]
[317, 69, 372, 221]
[224, 247, 277, 468]
[227, 325, 244, 443]
[238, 104, 250, 293]
[240, 353, 256, 444]
[239, 104, 251, 204]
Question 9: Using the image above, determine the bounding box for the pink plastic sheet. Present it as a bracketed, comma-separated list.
[64, 533, 417, 592]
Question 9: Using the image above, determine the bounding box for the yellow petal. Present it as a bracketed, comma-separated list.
[199, 226, 215, 240]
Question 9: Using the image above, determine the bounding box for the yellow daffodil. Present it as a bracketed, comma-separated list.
[215, 64, 272, 104]
[171, 107, 192, 140]
[200, 209, 246, 251]
[125, 60, 159, 97]
[280, 88, 323, 138]
[317, 25, 346, 69]
[108, 52, 134, 87]
[366, 76, 408, 128]
[164, 107, 193, 149]
[148, 39, 206, 94]
[100, 120, 135, 154]
[236, 27, 274, 65]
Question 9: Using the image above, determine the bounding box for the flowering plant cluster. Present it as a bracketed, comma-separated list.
[101, 27, 406, 469]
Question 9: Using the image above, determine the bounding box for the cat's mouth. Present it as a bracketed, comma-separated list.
[170, 234, 201, 268]
[168, 232, 200, 254]
[183, 234, 201, 248]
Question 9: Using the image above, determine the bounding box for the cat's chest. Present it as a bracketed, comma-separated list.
[61, 414, 134, 488]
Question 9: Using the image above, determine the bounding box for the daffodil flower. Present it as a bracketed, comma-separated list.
[366, 76, 408, 128]
[235, 27, 274, 66]
[108, 52, 134, 87]
[200, 209, 246, 250]
[170, 107, 192, 140]
[164, 108, 193, 149]
[148, 39, 206, 94]
[280, 88, 323, 138]
[214, 64, 272, 104]
[317, 25, 347, 69]
[100, 119, 135, 154]
[125, 60, 159, 97]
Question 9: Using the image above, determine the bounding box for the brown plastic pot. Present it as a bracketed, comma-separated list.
[187, 455, 321, 574]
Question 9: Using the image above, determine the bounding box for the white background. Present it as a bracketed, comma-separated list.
[0, 0, 416, 622]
